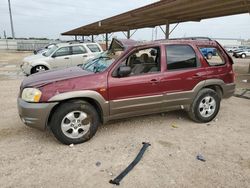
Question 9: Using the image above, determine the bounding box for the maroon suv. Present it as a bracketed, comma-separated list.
[18, 38, 235, 144]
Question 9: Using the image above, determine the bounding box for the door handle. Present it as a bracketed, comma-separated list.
[149, 79, 159, 84]
[83, 55, 88, 57]
[192, 74, 202, 79]
[64, 57, 69, 59]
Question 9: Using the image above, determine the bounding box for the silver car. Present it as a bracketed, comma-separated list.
[21, 42, 103, 75]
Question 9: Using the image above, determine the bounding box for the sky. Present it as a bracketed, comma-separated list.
[0, 0, 250, 41]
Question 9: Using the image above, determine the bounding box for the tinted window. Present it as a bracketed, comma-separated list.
[87, 44, 101, 52]
[54, 47, 71, 57]
[72, 46, 87, 55]
[166, 45, 197, 70]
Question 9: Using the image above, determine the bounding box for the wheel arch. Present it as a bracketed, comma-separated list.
[47, 97, 104, 128]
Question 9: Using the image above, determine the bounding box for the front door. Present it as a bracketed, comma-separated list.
[108, 47, 163, 116]
[50, 46, 71, 68]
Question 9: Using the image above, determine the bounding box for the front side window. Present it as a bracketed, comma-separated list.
[166, 45, 197, 70]
[119, 47, 161, 76]
[87, 44, 101, 52]
[198, 47, 225, 66]
[54, 47, 71, 57]
[72, 46, 87, 55]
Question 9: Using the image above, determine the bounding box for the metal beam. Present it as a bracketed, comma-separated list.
[165, 22, 169, 39]
[91, 35, 94, 42]
[127, 30, 131, 39]
[105, 33, 108, 50]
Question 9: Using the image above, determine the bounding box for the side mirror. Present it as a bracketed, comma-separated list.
[51, 53, 56, 58]
[118, 66, 131, 77]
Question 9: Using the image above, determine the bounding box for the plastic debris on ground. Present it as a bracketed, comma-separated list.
[196, 154, 206, 162]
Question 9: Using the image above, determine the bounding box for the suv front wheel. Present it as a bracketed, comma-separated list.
[188, 88, 221, 123]
[50, 100, 100, 145]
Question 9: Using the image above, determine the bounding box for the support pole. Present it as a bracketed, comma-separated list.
[105, 33, 108, 50]
[127, 30, 131, 39]
[75, 35, 77, 41]
[8, 0, 15, 39]
[82, 36, 84, 42]
[91, 35, 94, 42]
[165, 22, 170, 39]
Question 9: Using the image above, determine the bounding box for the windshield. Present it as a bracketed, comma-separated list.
[43, 45, 58, 57]
[82, 51, 116, 73]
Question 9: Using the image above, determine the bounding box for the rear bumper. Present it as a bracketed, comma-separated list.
[222, 83, 236, 98]
[17, 98, 58, 130]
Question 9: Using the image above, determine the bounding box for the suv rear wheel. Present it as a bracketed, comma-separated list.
[188, 88, 221, 123]
[50, 100, 100, 145]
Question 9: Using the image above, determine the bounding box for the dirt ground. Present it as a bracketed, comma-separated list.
[0, 51, 250, 188]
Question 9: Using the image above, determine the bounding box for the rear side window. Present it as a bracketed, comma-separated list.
[72, 46, 87, 55]
[199, 47, 225, 66]
[166, 45, 197, 70]
[87, 44, 101, 52]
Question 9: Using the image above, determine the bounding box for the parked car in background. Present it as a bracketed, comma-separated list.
[21, 42, 103, 75]
[33, 43, 57, 54]
[200, 47, 217, 59]
[233, 48, 250, 58]
[18, 38, 235, 144]
[233, 46, 250, 58]
[224, 46, 238, 53]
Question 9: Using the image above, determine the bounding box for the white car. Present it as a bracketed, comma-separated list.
[21, 42, 103, 75]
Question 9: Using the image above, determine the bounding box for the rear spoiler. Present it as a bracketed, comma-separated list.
[215, 41, 234, 64]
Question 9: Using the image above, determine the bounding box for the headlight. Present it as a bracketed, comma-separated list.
[21, 88, 42, 102]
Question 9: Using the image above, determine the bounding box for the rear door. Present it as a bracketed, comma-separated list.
[70, 45, 89, 66]
[159, 44, 207, 108]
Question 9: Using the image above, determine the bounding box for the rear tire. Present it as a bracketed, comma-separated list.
[241, 53, 246, 58]
[188, 88, 221, 123]
[207, 53, 213, 59]
[50, 100, 100, 145]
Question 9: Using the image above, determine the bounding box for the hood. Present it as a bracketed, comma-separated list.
[21, 66, 93, 88]
[23, 53, 47, 62]
[109, 38, 137, 52]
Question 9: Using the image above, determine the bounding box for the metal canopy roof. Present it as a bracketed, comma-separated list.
[62, 0, 250, 36]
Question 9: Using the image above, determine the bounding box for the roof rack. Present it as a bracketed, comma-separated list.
[170, 37, 212, 41]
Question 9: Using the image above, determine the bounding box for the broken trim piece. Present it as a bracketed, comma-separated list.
[109, 142, 151, 185]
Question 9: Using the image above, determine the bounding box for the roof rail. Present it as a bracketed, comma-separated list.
[170, 37, 212, 41]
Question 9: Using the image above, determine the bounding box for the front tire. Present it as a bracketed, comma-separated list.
[50, 100, 100, 145]
[31, 65, 48, 74]
[188, 88, 221, 123]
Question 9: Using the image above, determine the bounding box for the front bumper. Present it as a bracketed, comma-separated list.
[17, 98, 58, 130]
[20, 63, 32, 75]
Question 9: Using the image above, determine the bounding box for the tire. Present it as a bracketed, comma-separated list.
[31, 65, 48, 74]
[241, 53, 246, 58]
[50, 100, 100, 145]
[207, 53, 213, 60]
[188, 88, 221, 123]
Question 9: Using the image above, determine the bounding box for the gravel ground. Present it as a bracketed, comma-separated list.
[0, 52, 250, 188]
